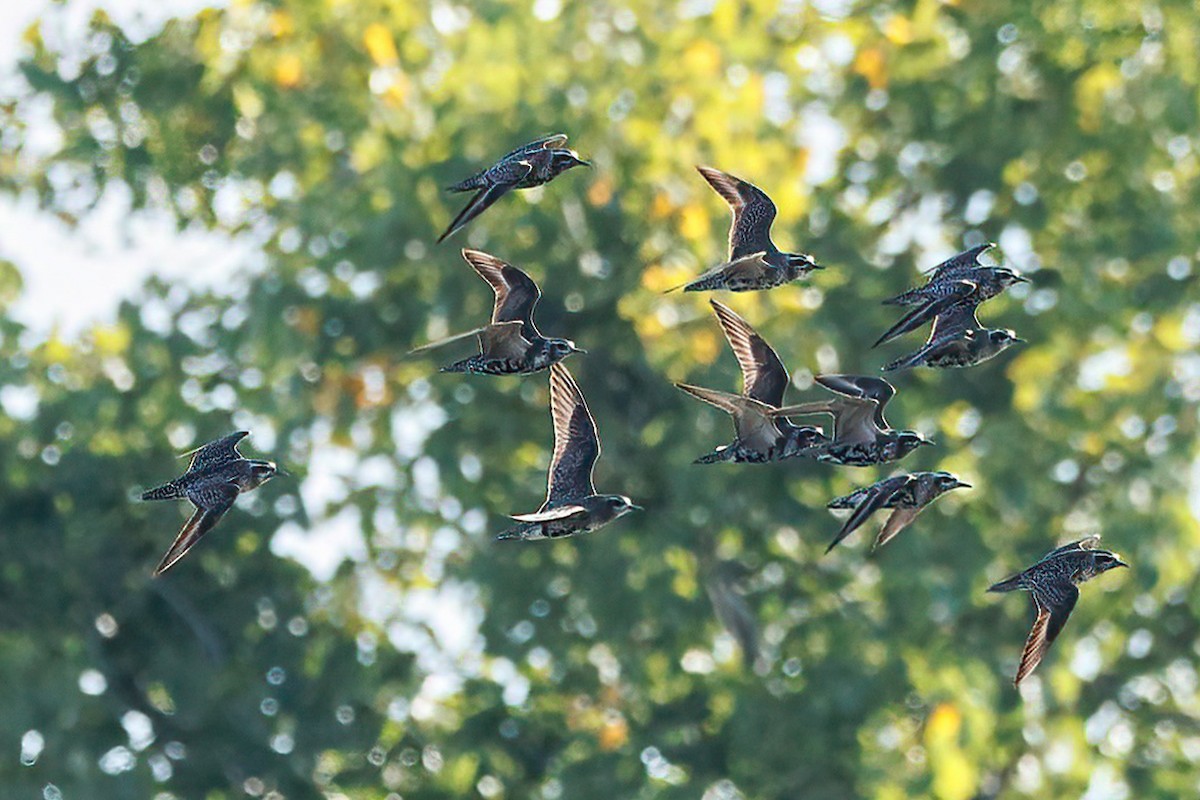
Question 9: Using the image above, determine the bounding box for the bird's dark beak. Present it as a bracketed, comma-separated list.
[276, 466, 291, 478]
[571, 345, 588, 354]
[1114, 558, 1129, 569]
[954, 480, 972, 489]
[1014, 275, 1031, 284]
[629, 504, 645, 512]
[1014, 337, 1027, 344]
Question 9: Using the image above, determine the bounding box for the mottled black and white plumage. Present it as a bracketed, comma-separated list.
[140, 431, 278, 576]
[673, 166, 822, 293]
[988, 535, 1127, 686]
[408, 249, 583, 375]
[496, 365, 641, 541]
[438, 134, 589, 243]
[882, 294, 1023, 371]
[883, 243, 1025, 307]
[771, 375, 931, 466]
[677, 300, 826, 464]
[825, 471, 969, 553]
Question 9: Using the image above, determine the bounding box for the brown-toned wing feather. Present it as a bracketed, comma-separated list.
[461, 249, 542, 338]
[153, 483, 238, 576]
[676, 383, 779, 451]
[826, 475, 910, 553]
[815, 375, 895, 431]
[183, 431, 249, 474]
[873, 506, 922, 550]
[710, 300, 789, 407]
[477, 321, 530, 361]
[546, 365, 599, 503]
[697, 166, 777, 259]
[1014, 586, 1079, 685]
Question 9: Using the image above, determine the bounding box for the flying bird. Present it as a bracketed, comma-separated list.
[676, 300, 826, 463]
[408, 249, 583, 375]
[988, 535, 1127, 686]
[770, 375, 931, 466]
[141, 431, 278, 576]
[706, 562, 763, 671]
[496, 364, 642, 541]
[883, 243, 1026, 307]
[881, 289, 1023, 371]
[824, 471, 969, 553]
[670, 166, 822, 293]
[438, 133, 589, 243]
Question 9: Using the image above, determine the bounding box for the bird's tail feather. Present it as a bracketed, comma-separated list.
[987, 574, 1024, 593]
[141, 481, 185, 501]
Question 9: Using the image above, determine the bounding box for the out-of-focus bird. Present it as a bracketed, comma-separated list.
[770, 375, 931, 466]
[874, 273, 1024, 349]
[670, 166, 822, 292]
[141, 431, 278, 576]
[881, 291, 1023, 371]
[988, 535, 1127, 686]
[408, 249, 583, 375]
[496, 365, 641, 541]
[825, 471, 969, 553]
[883, 243, 1026, 307]
[438, 133, 589, 243]
[706, 561, 763, 672]
[676, 300, 826, 463]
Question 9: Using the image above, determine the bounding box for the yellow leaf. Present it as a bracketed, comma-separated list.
[678, 203, 709, 241]
[885, 15, 914, 45]
[598, 714, 628, 751]
[925, 702, 961, 744]
[92, 324, 131, 355]
[854, 47, 888, 89]
[363, 23, 399, 66]
[268, 10, 294, 38]
[587, 177, 613, 206]
[274, 54, 303, 89]
[683, 40, 722, 77]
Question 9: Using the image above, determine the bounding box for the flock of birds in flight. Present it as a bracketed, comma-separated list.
[141, 133, 1127, 687]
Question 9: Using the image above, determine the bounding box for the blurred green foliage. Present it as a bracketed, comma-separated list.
[1, 0, 1199, 797]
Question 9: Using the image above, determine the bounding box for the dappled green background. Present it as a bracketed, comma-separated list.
[2, 0, 1199, 797]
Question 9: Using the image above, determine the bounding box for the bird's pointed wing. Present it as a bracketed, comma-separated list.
[873, 506, 923, 549]
[815, 374, 895, 432]
[406, 326, 491, 356]
[676, 383, 779, 449]
[153, 482, 238, 576]
[826, 475, 909, 554]
[874, 281, 977, 347]
[461, 249, 542, 337]
[928, 298, 984, 340]
[1014, 586, 1079, 685]
[503, 133, 569, 160]
[437, 170, 529, 244]
[477, 320, 531, 361]
[925, 242, 995, 280]
[510, 504, 586, 523]
[182, 431, 249, 474]
[1038, 535, 1103, 564]
[709, 300, 789, 406]
[697, 166, 777, 259]
[546, 365, 599, 504]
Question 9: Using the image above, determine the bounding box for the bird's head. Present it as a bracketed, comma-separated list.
[548, 338, 586, 359]
[995, 268, 1029, 289]
[1089, 550, 1129, 577]
[933, 471, 971, 492]
[247, 459, 279, 489]
[897, 431, 934, 455]
[988, 328, 1025, 350]
[551, 149, 590, 174]
[601, 494, 643, 519]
